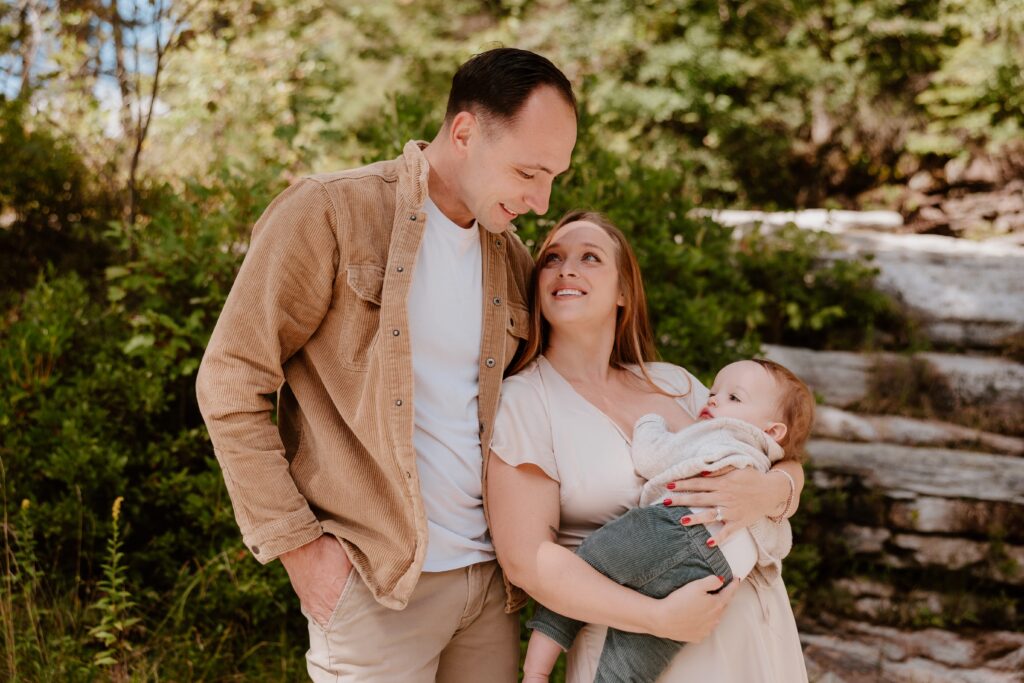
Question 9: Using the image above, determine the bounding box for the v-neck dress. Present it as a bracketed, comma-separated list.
[491, 356, 808, 683]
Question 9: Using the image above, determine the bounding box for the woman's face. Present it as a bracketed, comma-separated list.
[537, 221, 623, 331]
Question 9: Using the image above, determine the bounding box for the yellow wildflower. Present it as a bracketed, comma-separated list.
[112, 496, 124, 522]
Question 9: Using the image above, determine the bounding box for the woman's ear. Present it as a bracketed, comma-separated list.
[764, 422, 788, 444]
[617, 290, 626, 307]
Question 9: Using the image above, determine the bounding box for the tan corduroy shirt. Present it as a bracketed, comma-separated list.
[196, 141, 533, 610]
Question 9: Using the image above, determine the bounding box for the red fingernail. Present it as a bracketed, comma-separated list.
[700, 471, 711, 477]
[666, 482, 676, 490]
[707, 539, 716, 548]
[717, 575, 725, 583]
[663, 498, 672, 506]
[681, 516, 692, 524]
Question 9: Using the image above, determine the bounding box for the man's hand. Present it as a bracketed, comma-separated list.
[280, 534, 353, 627]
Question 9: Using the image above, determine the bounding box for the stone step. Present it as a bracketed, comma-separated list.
[813, 406, 1024, 455]
[696, 208, 906, 233]
[885, 495, 1024, 541]
[806, 439, 1024, 504]
[764, 345, 1024, 435]
[829, 577, 1020, 637]
[801, 616, 1024, 683]
[834, 231, 1023, 348]
[702, 210, 1024, 348]
[842, 524, 1024, 585]
[805, 474, 1024, 542]
[831, 577, 948, 623]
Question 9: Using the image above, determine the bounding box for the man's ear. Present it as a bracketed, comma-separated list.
[448, 111, 477, 155]
[764, 422, 787, 444]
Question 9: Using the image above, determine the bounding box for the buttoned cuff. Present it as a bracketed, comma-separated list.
[241, 507, 325, 564]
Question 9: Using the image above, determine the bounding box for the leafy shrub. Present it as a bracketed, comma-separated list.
[0, 163, 307, 678]
[0, 98, 118, 296]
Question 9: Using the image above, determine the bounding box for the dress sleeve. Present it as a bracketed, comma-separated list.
[490, 370, 559, 482]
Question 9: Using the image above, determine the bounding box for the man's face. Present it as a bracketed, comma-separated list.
[456, 86, 577, 234]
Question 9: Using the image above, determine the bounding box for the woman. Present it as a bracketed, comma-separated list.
[487, 211, 808, 682]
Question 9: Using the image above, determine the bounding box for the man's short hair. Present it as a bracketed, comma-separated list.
[445, 47, 577, 126]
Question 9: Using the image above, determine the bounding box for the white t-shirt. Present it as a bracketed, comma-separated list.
[407, 196, 493, 571]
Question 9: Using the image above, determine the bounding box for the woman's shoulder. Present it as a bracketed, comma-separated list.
[643, 361, 706, 395]
[502, 358, 543, 387]
[500, 359, 547, 403]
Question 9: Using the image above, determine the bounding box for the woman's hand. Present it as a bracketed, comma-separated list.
[663, 464, 802, 545]
[650, 575, 739, 642]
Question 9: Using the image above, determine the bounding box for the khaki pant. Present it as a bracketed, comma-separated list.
[303, 560, 519, 682]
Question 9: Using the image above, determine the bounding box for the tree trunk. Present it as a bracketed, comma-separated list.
[16, 0, 43, 99]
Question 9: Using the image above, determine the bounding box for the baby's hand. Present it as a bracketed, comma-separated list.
[700, 465, 736, 478]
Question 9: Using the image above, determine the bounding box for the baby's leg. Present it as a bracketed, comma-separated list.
[527, 505, 691, 650]
[593, 506, 733, 683]
[523, 629, 564, 682]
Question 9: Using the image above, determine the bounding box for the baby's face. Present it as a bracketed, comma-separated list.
[699, 361, 783, 431]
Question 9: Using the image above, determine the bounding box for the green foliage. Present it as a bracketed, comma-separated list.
[733, 226, 908, 350]
[88, 498, 140, 669]
[910, 0, 1024, 153]
[0, 163, 305, 678]
[0, 98, 116, 295]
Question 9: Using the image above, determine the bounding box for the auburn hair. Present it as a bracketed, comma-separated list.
[751, 359, 815, 461]
[509, 211, 686, 397]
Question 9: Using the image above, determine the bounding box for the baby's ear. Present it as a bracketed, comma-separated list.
[764, 422, 787, 444]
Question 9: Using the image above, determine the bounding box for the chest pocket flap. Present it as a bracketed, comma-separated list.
[507, 301, 529, 340]
[346, 264, 385, 305]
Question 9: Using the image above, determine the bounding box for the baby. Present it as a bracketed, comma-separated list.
[523, 359, 814, 683]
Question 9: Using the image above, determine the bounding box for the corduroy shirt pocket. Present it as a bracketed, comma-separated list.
[340, 263, 385, 371]
[504, 301, 529, 365]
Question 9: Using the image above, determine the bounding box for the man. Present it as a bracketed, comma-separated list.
[196, 48, 578, 681]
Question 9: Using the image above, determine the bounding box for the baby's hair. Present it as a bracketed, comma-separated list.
[752, 359, 815, 461]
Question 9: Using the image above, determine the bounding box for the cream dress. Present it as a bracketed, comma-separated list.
[491, 356, 808, 683]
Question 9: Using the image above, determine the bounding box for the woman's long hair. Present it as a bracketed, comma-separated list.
[510, 210, 680, 395]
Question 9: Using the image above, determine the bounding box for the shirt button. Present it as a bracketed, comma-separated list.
[495, 238, 503, 248]
[396, 266, 405, 273]
[405, 470, 412, 479]
[492, 296, 502, 306]
[485, 357, 496, 368]
[251, 545, 260, 554]
[395, 399, 403, 407]
[409, 214, 417, 221]
[392, 329, 400, 336]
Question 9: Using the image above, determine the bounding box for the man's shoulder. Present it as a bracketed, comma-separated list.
[305, 156, 402, 189]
